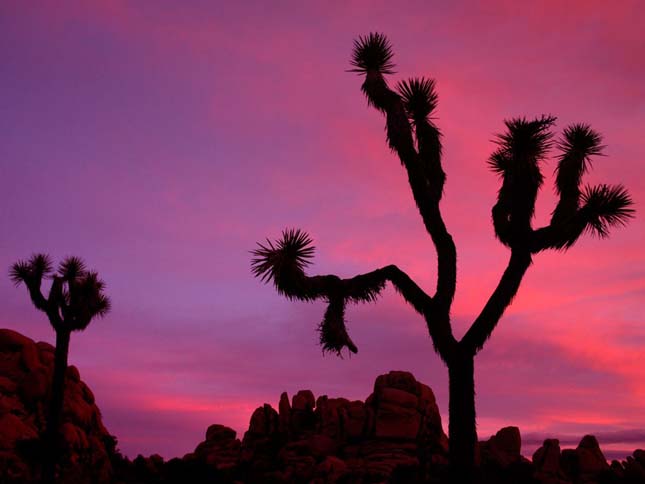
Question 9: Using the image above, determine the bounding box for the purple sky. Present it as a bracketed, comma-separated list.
[2, 1, 644, 459]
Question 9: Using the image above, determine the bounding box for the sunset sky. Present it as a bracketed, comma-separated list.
[2, 1, 644, 460]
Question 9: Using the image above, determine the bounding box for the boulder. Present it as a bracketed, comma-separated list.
[315, 395, 342, 439]
[0, 329, 32, 350]
[0, 328, 115, 483]
[481, 426, 522, 469]
[532, 438, 569, 484]
[278, 391, 290, 433]
[316, 455, 347, 481]
[623, 453, 645, 481]
[0, 413, 37, 449]
[60, 422, 89, 451]
[575, 435, 609, 483]
[205, 424, 236, 442]
[292, 389, 315, 411]
[194, 424, 240, 470]
[634, 448, 645, 467]
[372, 377, 422, 440]
[305, 433, 336, 458]
[374, 370, 419, 395]
[344, 400, 367, 439]
[246, 403, 279, 438]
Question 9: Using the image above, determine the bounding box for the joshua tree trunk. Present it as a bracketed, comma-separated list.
[448, 351, 477, 483]
[42, 328, 70, 484]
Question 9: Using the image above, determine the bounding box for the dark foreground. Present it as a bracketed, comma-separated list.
[1, 328, 643, 483]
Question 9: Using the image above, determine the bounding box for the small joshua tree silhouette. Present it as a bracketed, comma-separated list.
[10, 254, 110, 484]
[252, 33, 634, 482]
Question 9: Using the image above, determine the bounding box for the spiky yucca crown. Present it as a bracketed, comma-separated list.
[58, 256, 86, 281]
[319, 297, 358, 356]
[581, 184, 634, 238]
[9, 253, 53, 285]
[488, 115, 556, 177]
[251, 229, 315, 299]
[555, 124, 604, 194]
[350, 32, 395, 75]
[397, 77, 438, 122]
[10, 254, 111, 330]
[251, 230, 359, 355]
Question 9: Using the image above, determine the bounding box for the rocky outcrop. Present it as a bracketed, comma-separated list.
[191, 424, 241, 471]
[573, 435, 610, 483]
[3, 328, 645, 484]
[531, 436, 645, 484]
[0, 328, 115, 483]
[533, 439, 571, 484]
[232, 370, 449, 483]
[478, 426, 535, 483]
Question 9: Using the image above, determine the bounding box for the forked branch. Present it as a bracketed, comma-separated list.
[251, 229, 434, 355]
[353, 34, 457, 334]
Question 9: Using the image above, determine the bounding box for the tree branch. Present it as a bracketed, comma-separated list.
[252, 230, 442, 354]
[305, 264, 430, 314]
[25, 282, 49, 313]
[360, 70, 457, 355]
[462, 251, 532, 354]
[46, 277, 64, 329]
[277, 263, 431, 354]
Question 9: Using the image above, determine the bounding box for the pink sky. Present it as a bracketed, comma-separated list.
[1, 0, 644, 460]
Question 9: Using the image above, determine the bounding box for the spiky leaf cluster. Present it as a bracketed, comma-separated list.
[74, 275, 110, 329]
[251, 229, 315, 299]
[349, 32, 395, 75]
[581, 184, 634, 238]
[490, 116, 557, 245]
[53, 257, 111, 330]
[554, 124, 603, 194]
[10, 255, 111, 331]
[549, 124, 605, 227]
[318, 296, 358, 355]
[9, 253, 53, 286]
[58, 256, 87, 281]
[397, 77, 438, 122]
[489, 115, 556, 177]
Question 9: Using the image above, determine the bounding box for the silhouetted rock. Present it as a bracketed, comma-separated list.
[623, 450, 645, 482]
[0, 328, 114, 483]
[110, 369, 645, 483]
[193, 424, 240, 471]
[236, 370, 448, 482]
[577, 435, 609, 483]
[481, 426, 523, 469]
[278, 391, 290, 433]
[533, 439, 571, 484]
[4, 335, 644, 484]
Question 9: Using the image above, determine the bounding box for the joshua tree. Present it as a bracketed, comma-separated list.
[10, 254, 110, 484]
[251, 33, 634, 482]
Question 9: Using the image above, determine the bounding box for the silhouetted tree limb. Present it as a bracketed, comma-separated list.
[532, 183, 634, 252]
[461, 251, 533, 353]
[551, 124, 603, 226]
[354, 35, 457, 356]
[489, 116, 554, 248]
[252, 229, 434, 355]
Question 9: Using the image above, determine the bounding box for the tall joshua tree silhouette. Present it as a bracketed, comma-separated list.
[10, 254, 110, 484]
[251, 33, 634, 482]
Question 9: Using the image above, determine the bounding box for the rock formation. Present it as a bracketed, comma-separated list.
[231, 370, 449, 483]
[2, 328, 644, 483]
[131, 370, 645, 484]
[0, 329, 115, 483]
